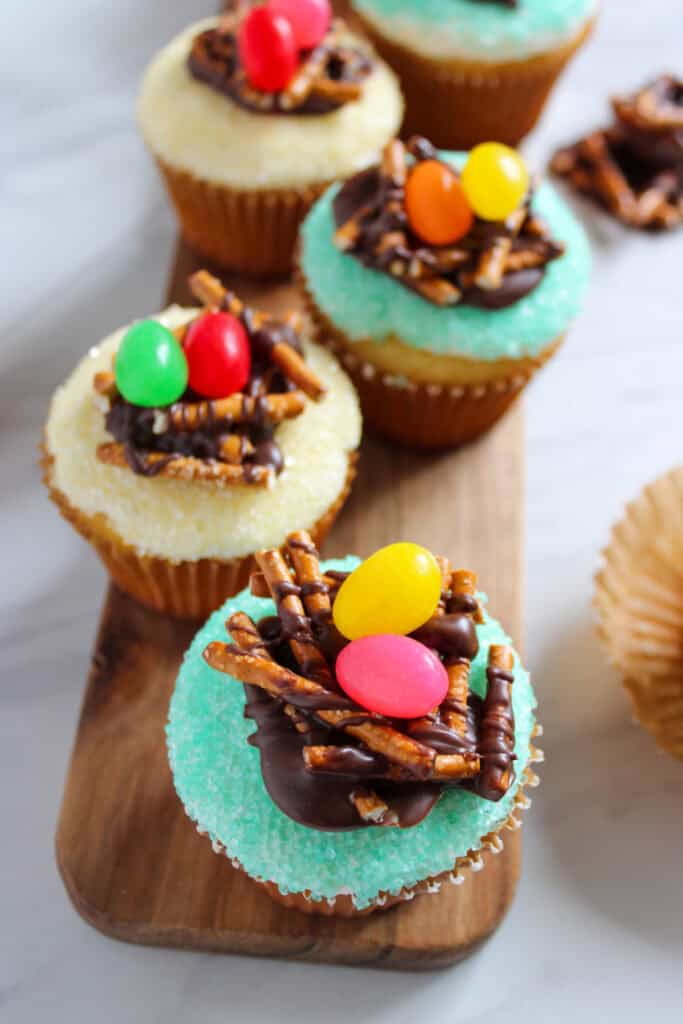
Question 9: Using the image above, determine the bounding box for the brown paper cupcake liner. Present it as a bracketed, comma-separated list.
[594, 465, 683, 760]
[155, 157, 331, 275]
[42, 446, 357, 620]
[201, 727, 543, 918]
[300, 280, 562, 449]
[355, 14, 595, 150]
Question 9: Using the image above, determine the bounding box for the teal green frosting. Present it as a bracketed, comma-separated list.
[167, 557, 537, 909]
[300, 152, 591, 362]
[353, 0, 596, 52]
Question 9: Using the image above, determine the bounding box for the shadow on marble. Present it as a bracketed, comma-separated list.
[534, 611, 683, 949]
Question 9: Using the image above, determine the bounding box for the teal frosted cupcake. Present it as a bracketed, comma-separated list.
[299, 135, 591, 448]
[167, 531, 541, 916]
[351, 0, 597, 149]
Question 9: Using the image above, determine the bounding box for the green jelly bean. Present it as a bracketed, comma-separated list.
[115, 320, 188, 408]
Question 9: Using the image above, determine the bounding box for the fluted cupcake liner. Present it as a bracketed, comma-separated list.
[201, 728, 543, 918]
[155, 157, 331, 275]
[595, 465, 683, 760]
[355, 13, 595, 150]
[42, 446, 357, 620]
[300, 279, 563, 449]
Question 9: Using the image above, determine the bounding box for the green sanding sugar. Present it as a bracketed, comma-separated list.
[167, 557, 537, 909]
[300, 153, 591, 363]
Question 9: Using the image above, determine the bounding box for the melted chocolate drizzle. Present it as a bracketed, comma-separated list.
[332, 158, 563, 310]
[239, 579, 509, 830]
[244, 685, 442, 830]
[104, 314, 303, 479]
[187, 12, 372, 118]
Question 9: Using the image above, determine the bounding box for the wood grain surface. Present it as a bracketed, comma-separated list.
[55, 241, 525, 968]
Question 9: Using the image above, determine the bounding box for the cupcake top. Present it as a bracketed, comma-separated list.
[300, 136, 591, 361]
[352, 0, 597, 61]
[552, 75, 683, 231]
[137, 12, 403, 189]
[45, 277, 361, 562]
[167, 537, 537, 906]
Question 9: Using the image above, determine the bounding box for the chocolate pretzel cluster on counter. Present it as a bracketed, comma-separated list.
[333, 136, 564, 309]
[189, 1, 372, 116]
[203, 532, 517, 831]
[94, 271, 324, 487]
[551, 75, 683, 230]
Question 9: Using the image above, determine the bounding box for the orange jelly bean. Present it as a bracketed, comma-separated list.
[405, 160, 474, 247]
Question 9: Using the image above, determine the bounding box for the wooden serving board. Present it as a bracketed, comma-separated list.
[55, 241, 524, 969]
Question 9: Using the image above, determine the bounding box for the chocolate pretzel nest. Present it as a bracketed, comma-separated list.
[333, 137, 565, 309]
[551, 75, 683, 231]
[94, 271, 325, 487]
[188, 3, 372, 116]
[204, 531, 518, 831]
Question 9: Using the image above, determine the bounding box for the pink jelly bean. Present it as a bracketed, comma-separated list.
[268, 0, 331, 50]
[336, 635, 449, 719]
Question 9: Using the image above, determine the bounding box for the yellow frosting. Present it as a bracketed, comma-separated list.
[137, 18, 403, 190]
[45, 307, 361, 562]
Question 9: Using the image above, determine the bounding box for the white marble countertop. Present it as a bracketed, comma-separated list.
[2, 1, 683, 1020]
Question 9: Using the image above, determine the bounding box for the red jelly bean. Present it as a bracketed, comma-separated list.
[336, 635, 449, 719]
[238, 6, 298, 93]
[183, 312, 251, 399]
[269, 0, 331, 50]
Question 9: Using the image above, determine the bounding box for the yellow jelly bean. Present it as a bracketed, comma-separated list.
[333, 542, 442, 640]
[461, 142, 529, 222]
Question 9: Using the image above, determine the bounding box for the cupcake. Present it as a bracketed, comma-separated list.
[595, 466, 683, 760]
[299, 135, 591, 449]
[351, 0, 597, 150]
[551, 75, 683, 231]
[137, 1, 403, 274]
[167, 533, 541, 916]
[43, 271, 361, 619]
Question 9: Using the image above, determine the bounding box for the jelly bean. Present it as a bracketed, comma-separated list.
[238, 5, 298, 93]
[268, 0, 331, 50]
[336, 635, 449, 719]
[183, 312, 251, 399]
[115, 320, 188, 408]
[461, 142, 529, 222]
[405, 160, 474, 246]
[332, 542, 442, 640]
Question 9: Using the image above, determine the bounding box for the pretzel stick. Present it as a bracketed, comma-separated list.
[281, 43, 330, 107]
[218, 434, 255, 463]
[286, 531, 332, 634]
[93, 371, 118, 399]
[311, 77, 362, 104]
[350, 789, 398, 827]
[439, 569, 483, 739]
[168, 391, 306, 431]
[415, 277, 462, 306]
[203, 645, 478, 779]
[380, 137, 407, 187]
[436, 556, 452, 614]
[475, 644, 516, 801]
[270, 343, 325, 400]
[189, 270, 325, 400]
[227, 611, 272, 658]
[255, 548, 333, 686]
[473, 206, 527, 290]
[227, 612, 308, 732]
[96, 443, 272, 487]
[249, 570, 345, 600]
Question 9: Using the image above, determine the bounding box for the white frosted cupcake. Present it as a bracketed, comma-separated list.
[43, 271, 361, 618]
[137, 3, 403, 274]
